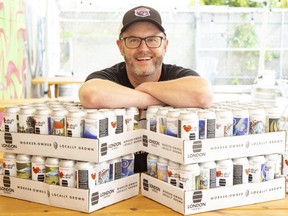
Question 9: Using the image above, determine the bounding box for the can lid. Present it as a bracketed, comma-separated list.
[45, 157, 60, 165]
[31, 155, 46, 163]
[60, 159, 75, 167]
[16, 154, 31, 161]
[67, 109, 85, 118]
[4, 106, 20, 113]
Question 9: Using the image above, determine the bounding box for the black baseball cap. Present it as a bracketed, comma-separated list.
[120, 6, 165, 34]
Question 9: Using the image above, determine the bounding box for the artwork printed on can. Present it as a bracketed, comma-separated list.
[233, 117, 249, 136]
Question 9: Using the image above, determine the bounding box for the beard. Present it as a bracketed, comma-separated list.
[124, 51, 164, 77]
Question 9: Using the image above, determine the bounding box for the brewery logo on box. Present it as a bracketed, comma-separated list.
[91, 191, 99, 206]
[187, 191, 206, 210]
[142, 178, 160, 193]
[142, 135, 148, 147]
[0, 176, 14, 194]
[53, 142, 58, 150]
[1, 132, 17, 150]
[101, 143, 107, 156]
[187, 140, 206, 159]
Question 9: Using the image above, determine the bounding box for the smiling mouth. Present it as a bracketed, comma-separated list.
[136, 57, 152, 61]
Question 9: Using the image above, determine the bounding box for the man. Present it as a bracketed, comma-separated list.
[79, 6, 214, 172]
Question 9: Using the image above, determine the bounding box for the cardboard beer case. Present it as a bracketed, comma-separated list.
[141, 130, 286, 164]
[141, 174, 286, 215]
[0, 173, 140, 213]
[0, 130, 142, 163]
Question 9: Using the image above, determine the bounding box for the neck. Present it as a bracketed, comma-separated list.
[128, 69, 161, 87]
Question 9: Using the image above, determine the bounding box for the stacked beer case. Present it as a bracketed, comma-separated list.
[0, 101, 287, 214]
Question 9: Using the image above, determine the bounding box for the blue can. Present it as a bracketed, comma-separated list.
[121, 154, 134, 177]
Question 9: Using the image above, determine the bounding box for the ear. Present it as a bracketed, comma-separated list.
[116, 39, 124, 56]
[163, 38, 169, 53]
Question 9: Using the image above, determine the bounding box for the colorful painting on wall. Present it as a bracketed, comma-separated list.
[0, 0, 26, 99]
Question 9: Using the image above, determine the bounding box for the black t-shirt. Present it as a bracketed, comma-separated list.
[85, 62, 199, 173]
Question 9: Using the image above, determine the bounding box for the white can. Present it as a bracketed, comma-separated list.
[168, 160, 180, 187]
[121, 154, 134, 177]
[199, 161, 216, 189]
[146, 154, 158, 178]
[157, 156, 168, 182]
[84, 111, 107, 139]
[146, 106, 160, 132]
[66, 110, 85, 137]
[114, 108, 127, 134]
[95, 161, 110, 185]
[34, 107, 52, 135]
[264, 106, 281, 133]
[3, 152, 17, 177]
[75, 161, 95, 189]
[156, 107, 170, 134]
[216, 159, 233, 187]
[16, 154, 31, 179]
[282, 152, 288, 192]
[178, 163, 200, 191]
[233, 157, 249, 185]
[45, 157, 60, 185]
[198, 109, 216, 139]
[178, 111, 199, 140]
[108, 157, 122, 181]
[232, 108, 249, 136]
[215, 109, 233, 137]
[126, 107, 139, 131]
[31, 155, 46, 182]
[265, 154, 281, 180]
[51, 108, 68, 136]
[248, 155, 266, 183]
[18, 107, 35, 133]
[100, 109, 116, 136]
[59, 159, 76, 188]
[3, 106, 20, 132]
[166, 110, 180, 137]
[248, 107, 265, 134]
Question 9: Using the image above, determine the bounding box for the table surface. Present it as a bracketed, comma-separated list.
[0, 193, 287, 216]
[31, 76, 84, 85]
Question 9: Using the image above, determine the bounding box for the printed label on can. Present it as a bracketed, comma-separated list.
[96, 163, 110, 185]
[233, 164, 249, 185]
[147, 158, 157, 178]
[77, 169, 95, 189]
[109, 161, 122, 181]
[51, 117, 66, 136]
[35, 116, 51, 135]
[16, 162, 32, 179]
[122, 158, 134, 177]
[216, 166, 233, 187]
[166, 117, 178, 137]
[45, 165, 59, 185]
[18, 114, 35, 133]
[59, 167, 75, 188]
[178, 170, 200, 191]
[248, 162, 266, 183]
[200, 168, 216, 189]
[178, 119, 198, 140]
[3, 113, 18, 132]
[167, 165, 179, 187]
[67, 118, 84, 138]
[3, 158, 17, 177]
[32, 162, 46, 182]
[233, 117, 249, 136]
[157, 161, 168, 182]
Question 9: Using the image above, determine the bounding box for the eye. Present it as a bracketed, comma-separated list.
[128, 37, 140, 43]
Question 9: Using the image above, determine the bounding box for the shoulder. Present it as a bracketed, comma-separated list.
[85, 62, 125, 82]
[161, 63, 200, 80]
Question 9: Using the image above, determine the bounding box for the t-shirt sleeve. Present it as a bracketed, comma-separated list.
[85, 70, 117, 82]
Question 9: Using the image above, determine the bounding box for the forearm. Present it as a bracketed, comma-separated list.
[79, 79, 164, 109]
[135, 76, 214, 108]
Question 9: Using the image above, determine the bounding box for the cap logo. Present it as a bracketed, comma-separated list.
[134, 8, 150, 17]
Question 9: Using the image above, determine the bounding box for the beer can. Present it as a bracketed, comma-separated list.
[31, 155, 46, 182]
[126, 107, 139, 131]
[215, 109, 233, 137]
[95, 161, 110, 185]
[75, 161, 95, 189]
[157, 156, 168, 182]
[265, 154, 281, 180]
[100, 109, 116, 136]
[178, 111, 199, 140]
[232, 108, 249, 136]
[199, 161, 216, 189]
[18, 107, 36, 133]
[66, 109, 85, 137]
[248, 155, 266, 183]
[146, 106, 161, 132]
[216, 159, 233, 187]
[84, 111, 108, 139]
[114, 108, 127, 134]
[45, 157, 60, 185]
[121, 154, 134, 177]
[233, 157, 249, 185]
[108, 157, 122, 181]
[168, 160, 180, 187]
[179, 163, 200, 191]
[51, 108, 68, 136]
[248, 107, 265, 134]
[264, 106, 281, 132]
[156, 107, 170, 134]
[59, 159, 76, 188]
[16, 154, 31, 179]
[166, 110, 180, 137]
[147, 153, 158, 178]
[282, 152, 288, 192]
[3, 152, 17, 177]
[198, 109, 216, 139]
[34, 107, 52, 135]
[3, 106, 20, 132]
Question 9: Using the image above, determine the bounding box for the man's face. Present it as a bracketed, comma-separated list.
[117, 22, 168, 77]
